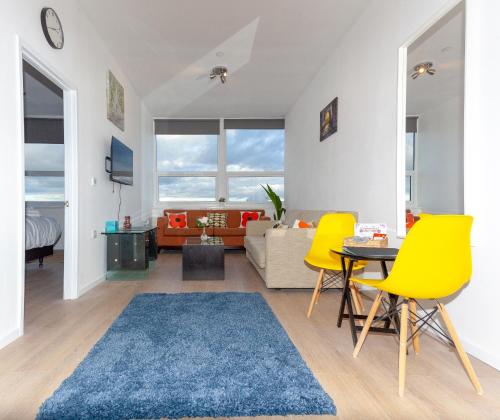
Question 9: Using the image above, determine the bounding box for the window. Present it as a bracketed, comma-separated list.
[157, 134, 218, 202]
[25, 143, 64, 201]
[405, 132, 416, 203]
[226, 128, 285, 203]
[155, 120, 285, 203]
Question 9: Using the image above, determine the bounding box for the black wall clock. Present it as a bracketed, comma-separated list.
[41, 7, 64, 49]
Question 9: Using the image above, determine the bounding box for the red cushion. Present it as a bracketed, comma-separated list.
[240, 211, 260, 228]
[167, 212, 187, 228]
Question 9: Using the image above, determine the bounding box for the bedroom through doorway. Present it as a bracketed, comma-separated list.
[23, 60, 65, 318]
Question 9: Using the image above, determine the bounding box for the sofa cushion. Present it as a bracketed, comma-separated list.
[207, 212, 228, 228]
[240, 211, 261, 228]
[166, 211, 188, 228]
[244, 236, 266, 269]
[213, 227, 245, 237]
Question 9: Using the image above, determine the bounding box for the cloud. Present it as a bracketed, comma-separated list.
[25, 144, 64, 171]
[25, 176, 64, 201]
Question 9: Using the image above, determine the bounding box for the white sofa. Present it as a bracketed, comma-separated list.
[244, 210, 358, 288]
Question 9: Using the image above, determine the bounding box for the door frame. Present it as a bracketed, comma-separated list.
[396, 0, 465, 237]
[16, 37, 79, 334]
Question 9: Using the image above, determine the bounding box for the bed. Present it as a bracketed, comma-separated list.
[26, 215, 62, 267]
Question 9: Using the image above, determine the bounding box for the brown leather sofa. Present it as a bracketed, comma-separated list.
[157, 209, 269, 248]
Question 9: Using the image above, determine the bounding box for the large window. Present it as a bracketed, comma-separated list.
[155, 120, 285, 203]
[157, 134, 218, 202]
[226, 128, 284, 202]
[25, 143, 64, 201]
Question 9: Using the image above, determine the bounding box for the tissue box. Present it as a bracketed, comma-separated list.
[105, 220, 119, 233]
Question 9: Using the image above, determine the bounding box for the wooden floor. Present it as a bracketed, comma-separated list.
[1, 251, 499, 419]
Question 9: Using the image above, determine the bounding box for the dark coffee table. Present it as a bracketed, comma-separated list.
[182, 237, 225, 280]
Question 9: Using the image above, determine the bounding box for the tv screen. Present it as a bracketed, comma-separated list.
[110, 137, 133, 185]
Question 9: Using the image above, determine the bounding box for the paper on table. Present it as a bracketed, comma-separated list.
[354, 223, 388, 238]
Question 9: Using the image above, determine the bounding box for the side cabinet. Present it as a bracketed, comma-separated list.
[102, 227, 157, 277]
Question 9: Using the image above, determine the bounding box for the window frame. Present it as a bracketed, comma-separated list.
[154, 119, 285, 206]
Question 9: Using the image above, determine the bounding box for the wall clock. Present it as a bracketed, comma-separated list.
[40, 7, 64, 49]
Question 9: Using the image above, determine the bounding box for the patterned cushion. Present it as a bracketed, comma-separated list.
[240, 211, 261, 228]
[166, 212, 188, 228]
[207, 212, 228, 228]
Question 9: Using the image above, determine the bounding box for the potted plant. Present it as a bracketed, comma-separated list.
[261, 184, 286, 221]
[196, 216, 209, 241]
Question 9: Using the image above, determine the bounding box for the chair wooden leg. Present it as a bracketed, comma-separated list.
[437, 303, 483, 395]
[399, 300, 409, 397]
[353, 291, 383, 357]
[350, 284, 364, 326]
[307, 269, 324, 318]
[352, 283, 365, 312]
[409, 299, 420, 355]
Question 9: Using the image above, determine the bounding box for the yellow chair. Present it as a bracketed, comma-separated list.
[351, 215, 482, 396]
[305, 213, 366, 318]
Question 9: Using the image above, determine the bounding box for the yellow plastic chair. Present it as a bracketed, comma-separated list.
[351, 215, 482, 396]
[305, 213, 366, 318]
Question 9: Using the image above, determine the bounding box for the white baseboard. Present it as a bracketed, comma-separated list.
[78, 273, 105, 297]
[0, 327, 22, 350]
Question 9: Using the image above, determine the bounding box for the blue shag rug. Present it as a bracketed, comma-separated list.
[37, 292, 336, 419]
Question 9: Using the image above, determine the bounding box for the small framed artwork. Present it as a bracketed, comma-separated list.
[107, 70, 125, 131]
[320, 97, 338, 141]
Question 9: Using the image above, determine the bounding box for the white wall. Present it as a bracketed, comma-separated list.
[416, 95, 464, 213]
[285, 0, 500, 369]
[0, 0, 146, 348]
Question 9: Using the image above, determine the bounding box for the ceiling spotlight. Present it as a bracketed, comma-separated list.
[411, 62, 436, 79]
[210, 66, 228, 83]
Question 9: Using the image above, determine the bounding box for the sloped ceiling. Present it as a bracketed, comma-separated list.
[77, 0, 370, 117]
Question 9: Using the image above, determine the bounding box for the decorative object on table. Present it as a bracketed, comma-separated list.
[40, 8, 64, 49]
[343, 235, 388, 248]
[239, 211, 261, 228]
[320, 97, 338, 141]
[261, 184, 286, 221]
[166, 211, 188, 228]
[106, 70, 125, 131]
[105, 220, 119, 233]
[123, 216, 131, 230]
[206, 212, 228, 228]
[196, 216, 209, 241]
[36, 293, 336, 419]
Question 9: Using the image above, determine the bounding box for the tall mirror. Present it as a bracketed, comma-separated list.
[401, 1, 465, 232]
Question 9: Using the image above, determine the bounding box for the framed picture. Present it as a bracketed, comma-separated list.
[107, 70, 125, 131]
[320, 97, 338, 141]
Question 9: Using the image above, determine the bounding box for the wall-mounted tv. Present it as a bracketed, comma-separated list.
[106, 137, 133, 186]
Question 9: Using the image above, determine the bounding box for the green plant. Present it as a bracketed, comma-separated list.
[261, 184, 286, 221]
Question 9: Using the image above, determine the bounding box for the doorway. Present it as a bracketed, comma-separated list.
[18, 43, 79, 335]
[397, 1, 465, 236]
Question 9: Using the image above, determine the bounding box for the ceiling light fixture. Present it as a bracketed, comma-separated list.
[210, 66, 228, 84]
[411, 62, 436, 79]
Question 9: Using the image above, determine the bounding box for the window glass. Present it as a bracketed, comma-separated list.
[405, 175, 412, 202]
[406, 133, 415, 171]
[159, 177, 216, 202]
[25, 144, 64, 172]
[226, 129, 284, 171]
[25, 176, 64, 201]
[157, 135, 218, 172]
[228, 177, 284, 202]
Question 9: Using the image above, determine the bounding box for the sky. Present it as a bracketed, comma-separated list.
[25, 144, 65, 201]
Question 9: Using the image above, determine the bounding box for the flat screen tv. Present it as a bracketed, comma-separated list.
[108, 137, 133, 185]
